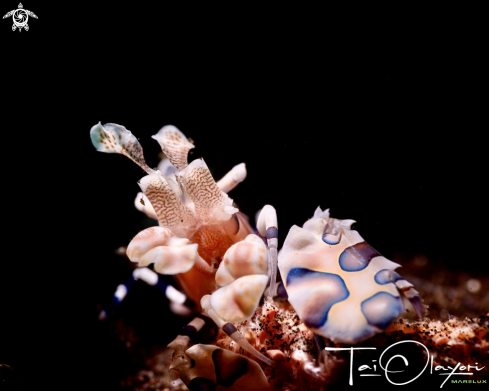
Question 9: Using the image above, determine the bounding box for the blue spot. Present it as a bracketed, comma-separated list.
[375, 270, 404, 285]
[323, 233, 341, 245]
[361, 292, 403, 329]
[374, 270, 391, 284]
[286, 268, 349, 328]
[286, 267, 314, 284]
[339, 241, 380, 272]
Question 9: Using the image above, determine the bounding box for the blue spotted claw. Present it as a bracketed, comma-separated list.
[278, 207, 422, 344]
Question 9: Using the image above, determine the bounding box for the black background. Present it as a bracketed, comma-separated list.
[1, 3, 487, 390]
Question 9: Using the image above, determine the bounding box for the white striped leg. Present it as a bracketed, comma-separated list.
[389, 271, 423, 317]
[98, 268, 194, 320]
[179, 316, 208, 340]
[221, 322, 275, 367]
[201, 297, 274, 366]
[168, 316, 209, 351]
[256, 205, 278, 300]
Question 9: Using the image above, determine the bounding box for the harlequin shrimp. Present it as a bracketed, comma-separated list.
[90, 122, 422, 390]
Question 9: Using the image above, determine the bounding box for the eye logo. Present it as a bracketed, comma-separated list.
[3, 3, 37, 32]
